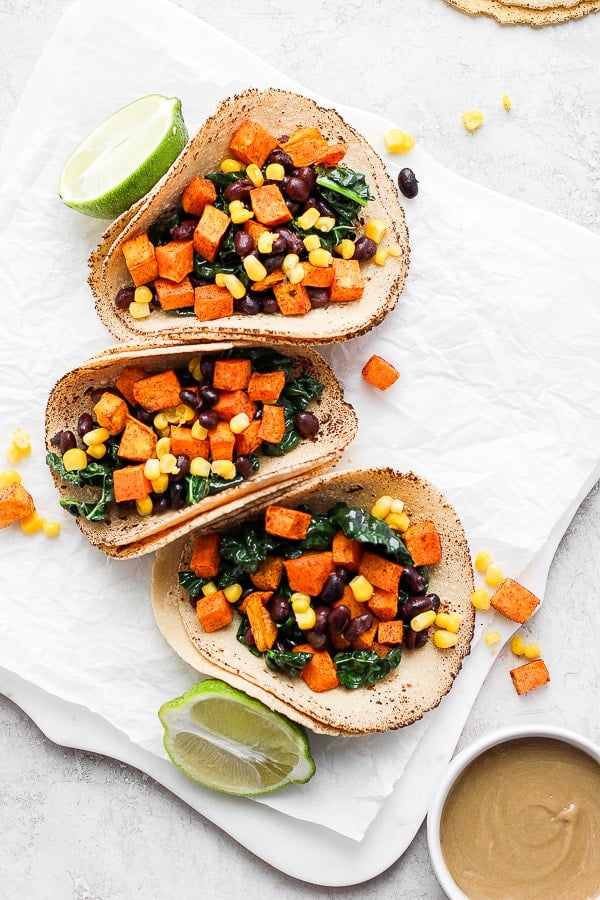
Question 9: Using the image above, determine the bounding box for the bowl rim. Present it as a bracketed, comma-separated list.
[426, 722, 600, 900]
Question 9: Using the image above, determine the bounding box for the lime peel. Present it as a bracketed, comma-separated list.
[158, 679, 316, 796]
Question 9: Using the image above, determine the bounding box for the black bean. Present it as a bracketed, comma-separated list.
[403, 627, 417, 649]
[276, 227, 304, 256]
[313, 606, 330, 633]
[170, 218, 197, 241]
[306, 631, 328, 651]
[353, 236, 377, 261]
[198, 384, 219, 406]
[319, 573, 345, 605]
[171, 455, 190, 481]
[198, 409, 219, 429]
[114, 286, 135, 309]
[308, 288, 329, 309]
[235, 455, 254, 480]
[335, 566, 351, 583]
[236, 293, 261, 315]
[400, 566, 426, 594]
[77, 413, 94, 437]
[266, 148, 294, 172]
[223, 178, 253, 202]
[295, 166, 316, 191]
[50, 431, 62, 447]
[398, 167, 419, 199]
[267, 594, 291, 623]
[313, 195, 336, 218]
[283, 175, 311, 203]
[200, 357, 215, 382]
[260, 294, 279, 314]
[343, 613, 374, 643]
[179, 388, 203, 411]
[295, 410, 319, 438]
[414, 629, 429, 649]
[263, 253, 284, 273]
[152, 496, 169, 514]
[270, 234, 287, 254]
[234, 231, 254, 257]
[168, 481, 185, 510]
[400, 595, 435, 623]
[327, 604, 350, 635]
[244, 626, 256, 647]
[428, 593, 441, 612]
[132, 404, 154, 426]
[60, 430, 77, 455]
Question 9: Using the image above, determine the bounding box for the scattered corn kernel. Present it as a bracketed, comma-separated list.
[386, 243, 403, 259]
[191, 420, 208, 441]
[510, 635, 526, 655]
[474, 551, 492, 573]
[245, 163, 264, 187]
[296, 207, 320, 231]
[221, 157, 244, 173]
[462, 110, 484, 132]
[83, 427, 110, 447]
[371, 495, 393, 519]
[257, 231, 276, 254]
[390, 498, 404, 514]
[374, 249, 389, 266]
[484, 630, 501, 646]
[62, 447, 88, 471]
[364, 218, 387, 244]
[20, 511, 44, 534]
[295, 607, 317, 631]
[315, 216, 335, 233]
[433, 629, 458, 649]
[134, 285, 153, 304]
[6, 445, 22, 465]
[42, 519, 61, 538]
[471, 588, 491, 610]
[189, 456, 211, 477]
[385, 511, 410, 532]
[308, 248, 333, 268]
[135, 496, 153, 516]
[350, 574, 374, 602]
[291, 592, 311, 614]
[436, 611, 462, 633]
[129, 301, 151, 319]
[485, 562, 504, 588]
[144, 458, 161, 481]
[187, 356, 202, 381]
[202, 581, 218, 596]
[282, 253, 300, 274]
[411, 609, 437, 632]
[86, 443, 107, 460]
[211, 460, 236, 480]
[151, 474, 169, 494]
[228, 200, 254, 225]
[303, 234, 321, 252]
[224, 583, 243, 603]
[243, 255, 268, 282]
[229, 412, 250, 434]
[502, 93, 512, 111]
[11, 429, 31, 453]
[265, 162, 285, 181]
[0, 470, 22, 488]
[159, 453, 179, 475]
[287, 263, 305, 284]
[524, 642, 541, 659]
[334, 239, 355, 259]
[153, 413, 169, 432]
[156, 437, 171, 458]
[384, 128, 416, 153]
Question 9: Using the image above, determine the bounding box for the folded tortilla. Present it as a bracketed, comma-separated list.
[152, 468, 475, 735]
[45, 342, 357, 559]
[88, 87, 409, 345]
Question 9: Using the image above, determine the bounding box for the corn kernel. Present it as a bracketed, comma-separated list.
[229, 412, 250, 434]
[6, 445, 22, 465]
[224, 583, 243, 603]
[228, 200, 254, 225]
[374, 248, 389, 266]
[524, 642, 541, 659]
[411, 609, 437, 632]
[42, 519, 61, 538]
[474, 551, 492, 573]
[265, 162, 285, 181]
[245, 163, 264, 187]
[485, 562, 504, 588]
[282, 253, 300, 274]
[129, 301, 151, 319]
[303, 234, 321, 252]
[20, 511, 44, 534]
[134, 285, 153, 304]
[86, 443, 107, 460]
[221, 158, 244, 173]
[152, 414, 168, 432]
[315, 216, 335, 233]
[83, 427, 110, 447]
[334, 239, 355, 260]
[211, 460, 236, 480]
[364, 218, 387, 244]
[386, 243, 403, 258]
[446, 611, 462, 633]
[436, 612, 451, 630]
[471, 588, 491, 610]
[291, 592, 311, 613]
[350, 574, 374, 602]
[484, 630, 501, 646]
[0, 469, 21, 488]
[308, 248, 333, 268]
[384, 128, 416, 153]
[223, 273, 247, 299]
[187, 356, 202, 381]
[202, 581, 218, 596]
[371, 495, 393, 519]
[190, 457, 211, 477]
[243, 255, 268, 282]
[62, 447, 88, 471]
[257, 231, 276, 254]
[462, 110, 484, 132]
[156, 437, 171, 458]
[144, 458, 161, 481]
[385, 511, 410, 532]
[510, 635, 526, 656]
[151, 474, 169, 494]
[136, 496, 153, 516]
[215, 272, 227, 287]
[159, 453, 179, 475]
[296, 207, 320, 231]
[434, 629, 458, 649]
[502, 93, 512, 111]
[287, 263, 305, 285]
[390, 498, 405, 514]
[191, 420, 208, 440]
[11, 429, 31, 453]
[295, 607, 317, 631]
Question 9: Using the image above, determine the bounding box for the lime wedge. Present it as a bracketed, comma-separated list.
[59, 94, 188, 220]
[158, 679, 316, 796]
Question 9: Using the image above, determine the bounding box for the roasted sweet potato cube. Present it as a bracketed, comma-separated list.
[334, 587, 370, 621]
[257, 404, 285, 444]
[93, 391, 128, 435]
[155, 240, 194, 283]
[247, 371, 286, 403]
[377, 619, 404, 645]
[249, 184, 292, 227]
[402, 521, 442, 567]
[229, 119, 278, 167]
[194, 283, 234, 321]
[315, 142, 347, 167]
[169, 425, 209, 461]
[250, 269, 286, 292]
[239, 590, 273, 614]
[284, 552, 334, 596]
[361, 355, 400, 391]
[351, 617, 379, 650]
[243, 219, 270, 244]
[331, 531, 364, 572]
[358, 551, 402, 593]
[510, 659, 550, 695]
[368, 587, 399, 622]
[132, 369, 182, 413]
[195, 590, 233, 633]
[245, 594, 278, 651]
[212, 358, 252, 391]
[490, 578, 540, 624]
[212, 390, 257, 424]
[264, 505, 312, 540]
[121, 233, 159, 286]
[190, 533, 221, 579]
[329, 258, 364, 303]
[293, 643, 339, 692]
[208, 421, 235, 461]
[117, 416, 157, 462]
[300, 261, 334, 288]
[181, 175, 217, 215]
[193, 205, 230, 262]
[115, 366, 147, 405]
[0, 482, 35, 528]
[250, 556, 284, 592]
[153, 276, 195, 311]
[234, 418, 263, 456]
[113, 464, 152, 503]
[273, 280, 311, 316]
[279, 128, 330, 167]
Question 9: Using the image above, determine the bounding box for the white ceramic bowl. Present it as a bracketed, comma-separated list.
[426, 723, 600, 900]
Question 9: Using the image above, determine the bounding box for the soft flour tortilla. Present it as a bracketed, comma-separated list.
[45, 342, 357, 559]
[88, 87, 409, 345]
[443, 0, 600, 25]
[151, 468, 475, 736]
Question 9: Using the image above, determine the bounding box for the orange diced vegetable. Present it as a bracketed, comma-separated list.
[402, 521, 442, 567]
[181, 175, 217, 216]
[243, 219, 270, 244]
[212, 358, 252, 391]
[293, 643, 339, 692]
[329, 258, 364, 302]
[279, 128, 331, 167]
[0, 482, 35, 528]
[264, 505, 312, 540]
[250, 556, 284, 592]
[331, 531, 364, 572]
[239, 590, 273, 614]
[93, 392, 128, 435]
[212, 389, 257, 424]
[247, 370, 286, 403]
[190, 533, 221, 579]
[368, 587, 399, 622]
[273, 280, 312, 316]
[193, 205, 231, 262]
[245, 593, 278, 651]
[169, 425, 210, 461]
[234, 418, 263, 456]
[351, 617, 379, 650]
[510, 659, 550, 695]
[361, 355, 400, 391]
[250, 269, 286, 292]
[377, 620, 404, 645]
[315, 142, 347, 167]
[490, 578, 540, 625]
[257, 404, 285, 444]
[358, 550, 402, 593]
[153, 276, 195, 311]
[230, 119, 279, 167]
[194, 283, 234, 321]
[249, 184, 292, 227]
[115, 366, 147, 405]
[113, 464, 152, 503]
[121, 233, 159, 286]
[155, 240, 194, 283]
[132, 369, 182, 412]
[116, 416, 157, 461]
[284, 551, 334, 596]
[208, 421, 235, 461]
[195, 590, 233, 633]
[300, 261, 334, 288]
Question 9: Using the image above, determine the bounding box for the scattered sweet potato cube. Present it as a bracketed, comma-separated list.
[245, 593, 278, 651]
[358, 550, 402, 593]
[250, 269, 286, 292]
[113, 464, 152, 503]
[257, 404, 285, 444]
[153, 276, 195, 311]
[249, 184, 292, 227]
[368, 587, 399, 622]
[194, 283, 234, 321]
[93, 391, 128, 435]
[351, 616, 379, 650]
[243, 219, 270, 244]
[132, 369, 182, 413]
[169, 425, 209, 461]
[247, 371, 286, 403]
[377, 620, 404, 645]
[316, 142, 347, 167]
[238, 590, 273, 614]
[361, 355, 400, 391]
[293, 643, 339, 692]
[490, 578, 540, 624]
[121, 233, 159, 286]
[195, 590, 233, 633]
[273, 280, 311, 316]
[155, 240, 194, 283]
[234, 418, 262, 456]
[212, 390, 257, 424]
[115, 366, 147, 406]
[329, 258, 364, 302]
[190, 533, 221, 579]
[331, 531, 364, 572]
[116, 416, 157, 462]
[229, 119, 279, 167]
[0, 482, 35, 528]
[402, 521, 442, 567]
[181, 175, 217, 216]
[284, 552, 334, 596]
[250, 556, 284, 592]
[193, 204, 231, 262]
[264, 505, 312, 540]
[510, 659, 550, 695]
[208, 421, 235, 461]
[212, 358, 252, 391]
[300, 261, 334, 288]
[279, 128, 330, 167]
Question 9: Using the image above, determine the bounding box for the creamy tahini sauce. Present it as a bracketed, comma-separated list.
[440, 737, 600, 900]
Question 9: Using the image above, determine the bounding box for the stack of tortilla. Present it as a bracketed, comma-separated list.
[443, 0, 600, 26]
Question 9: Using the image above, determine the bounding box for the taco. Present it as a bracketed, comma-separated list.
[151, 468, 475, 735]
[45, 342, 357, 559]
[88, 87, 409, 345]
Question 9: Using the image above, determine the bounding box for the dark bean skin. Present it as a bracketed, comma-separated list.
[295, 410, 320, 439]
[168, 481, 185, 510]
[400, 565, 426, 595]
[414, 629, 429, 648]
[295, 166, 316, 191]
[270, 234, 287, 254]
[276, 227, 304, 256]
[77, 413, 94, 437]
[223, 178, 253, 202]
[285, 200, 301, 217]
[306, 631, 328, 651]
[236, 293, 261, 315]
[132, 404, 154, 426]
[398, 167, 419, 199]
[234, 455, 254, 479]
[344, 613, 374, 642]
[234, 231, 254, 257]
[179, 388, 203, 411]
[353, 236, 377, 261]
[327, 604, 350, 635]
[244, 626, 256, 647]
[253, 405, 264, 420]
[260, 295, 279, 314]
[152, 496, 169, 514]
[313, 606, 330, 633]
[320, 572, 345, 605]
[403, 628, 418, 649]
[200, 357, 215, 383]
[114, 286, 135, 309]
[313, 195, 336, 218]
[88, 387, 108, 405]
[267, 594, 291, 623]
[198, 384, 219, 406]
[60, 430, 76, 454]
[283, 174, 311, 203]
[50, 431, 62, 447]
[170, 218, 197, 241]
[263, 253, 285, 274]
[335, 566, 351, 583]
[400, 595, 435, 623]
[171, 454, 190, 481]
[266, 148, 294, 172]
[198, 409, 219, 429]
[428, 593, 441, 612]
[308, 288, 329, 309]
